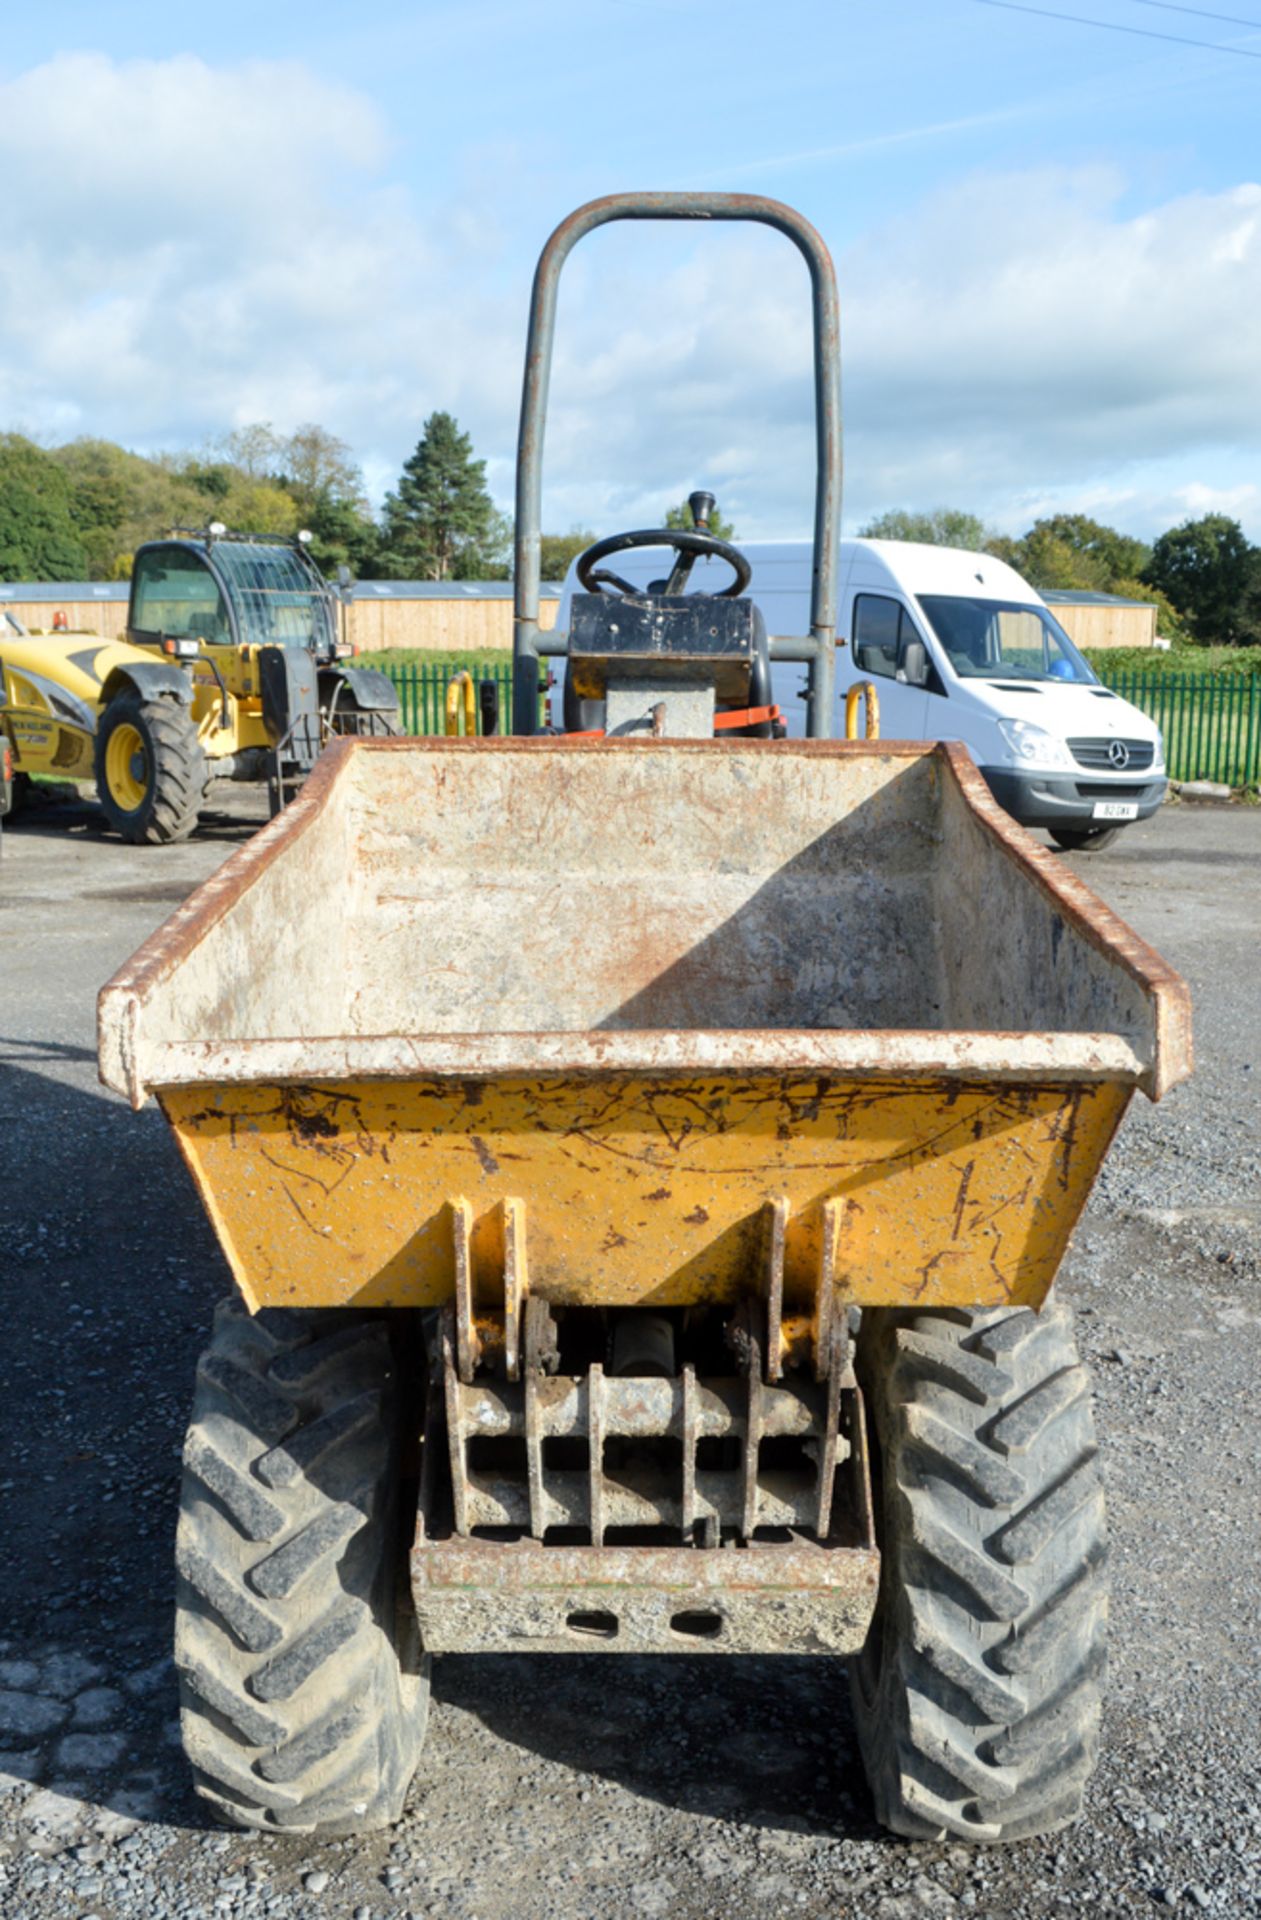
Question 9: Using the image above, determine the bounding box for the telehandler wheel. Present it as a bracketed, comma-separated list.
[175, 1300, 429, 1835]
[94, 691, 207, 844]
[851, 1300, 1107, 1844]
[325, 688, 402, 738]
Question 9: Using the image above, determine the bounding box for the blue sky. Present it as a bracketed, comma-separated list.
[3, 1, 1260, 543]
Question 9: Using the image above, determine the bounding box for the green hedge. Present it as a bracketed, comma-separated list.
[1087, 645, 1261, 679]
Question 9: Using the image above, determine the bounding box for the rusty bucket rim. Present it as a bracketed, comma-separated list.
[97, 735, 1192, 1110]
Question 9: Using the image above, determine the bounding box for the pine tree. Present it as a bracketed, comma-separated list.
[378, 413, 498, 581]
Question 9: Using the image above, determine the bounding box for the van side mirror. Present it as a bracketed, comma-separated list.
[898, 638, 929, 688]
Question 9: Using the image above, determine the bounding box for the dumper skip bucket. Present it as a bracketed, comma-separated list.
[98, 734, 1191, 1348]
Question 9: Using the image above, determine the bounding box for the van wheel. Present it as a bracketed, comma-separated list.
[1049, 826, 1120, 853]
[851, 1301, 1107, 1843]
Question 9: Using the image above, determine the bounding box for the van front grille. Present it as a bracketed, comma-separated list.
[1068, 737, 1155, 772]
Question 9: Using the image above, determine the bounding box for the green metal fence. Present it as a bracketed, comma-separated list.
[1096, 669, 1261, 787]
[381, 657, 1261, 788]
[381, 662, 534, 736]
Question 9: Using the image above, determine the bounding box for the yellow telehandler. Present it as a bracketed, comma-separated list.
[1, 530, 399, 842]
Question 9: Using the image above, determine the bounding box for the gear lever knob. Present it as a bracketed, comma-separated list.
[688, 490, 716, 532]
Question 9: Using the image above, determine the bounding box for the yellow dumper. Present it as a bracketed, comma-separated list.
[98, 194, 1191, 1847]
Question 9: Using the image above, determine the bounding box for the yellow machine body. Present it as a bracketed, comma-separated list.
[100, 735, 1191, 1343]
[0, 627, 280, 785]
[0, 631, 138, 781]
[161, 1072, 1128, 1320]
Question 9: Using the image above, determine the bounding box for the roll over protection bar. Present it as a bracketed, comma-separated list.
[511, 192, 843, 739]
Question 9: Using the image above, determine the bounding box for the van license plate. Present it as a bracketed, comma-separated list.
[1093, 801, 1138, 821]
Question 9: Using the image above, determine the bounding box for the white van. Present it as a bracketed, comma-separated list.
[554, 536, 1166, 851]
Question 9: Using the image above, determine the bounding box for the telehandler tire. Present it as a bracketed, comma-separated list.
[175, 1299, 428, 1835]
[325, 686, 402, 738]
[95, 691, 206, 844]
[851, 1300, 1107, 1844]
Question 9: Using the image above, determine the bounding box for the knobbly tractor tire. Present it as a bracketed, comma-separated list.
[175, 1300, 428, 1835]
[95, 691, 207, 844]
[851, 1300, 1107, 1844]
[325, 687, 402, 738]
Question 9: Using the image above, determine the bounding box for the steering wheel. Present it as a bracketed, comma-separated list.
[576, 526, 752, 599]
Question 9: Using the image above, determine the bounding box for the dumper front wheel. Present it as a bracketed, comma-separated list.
[175, 1300, 428, 1834]
[851, 1301, 1107, 1844]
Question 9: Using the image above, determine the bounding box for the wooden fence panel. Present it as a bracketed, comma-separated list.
[2, 594, 559, 654]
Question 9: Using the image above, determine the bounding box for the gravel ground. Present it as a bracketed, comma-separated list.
[1, 786, 1258, 1920]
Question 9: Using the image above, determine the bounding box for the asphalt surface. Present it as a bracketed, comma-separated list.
[1, 783, 1259, 1920]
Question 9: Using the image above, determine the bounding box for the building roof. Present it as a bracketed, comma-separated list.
[1, 580, 562, 602]
[1, 581, 128, 601]
[1041, 588, 1156, 609]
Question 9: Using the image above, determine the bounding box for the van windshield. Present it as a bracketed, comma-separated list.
[918, 595, 1097, 684]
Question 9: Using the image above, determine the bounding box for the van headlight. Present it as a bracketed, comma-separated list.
[1152, 733, 1166, 772]
[996, 718, 1074, 772]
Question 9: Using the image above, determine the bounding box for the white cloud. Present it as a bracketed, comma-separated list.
[2, 59, 1261, 548]
[0, 52, 519, 470]
[842, 167, 1261, 536]
[492, 165, 1261, 542]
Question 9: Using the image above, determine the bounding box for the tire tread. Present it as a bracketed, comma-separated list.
[850, 1299, 1107, 1843]
[175, 1302, 427, 1834]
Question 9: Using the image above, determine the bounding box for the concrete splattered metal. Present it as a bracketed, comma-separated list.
[98, 734, 1191, 1326]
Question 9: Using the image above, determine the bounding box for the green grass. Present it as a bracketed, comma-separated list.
[1086, 645, 1261, 679]
[369, 643, 1261, 679]
[373, 643, 1254, 695]
[369, 643, 1261, 682]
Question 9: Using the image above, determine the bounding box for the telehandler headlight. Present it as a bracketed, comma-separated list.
[161, 637, 202, 660]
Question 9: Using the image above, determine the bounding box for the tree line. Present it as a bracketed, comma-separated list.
[0, 414, 500, 585]
[859, 508, 1261, 649]
[5, 408, 1253, 648]
[0, 411, 722, 592]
